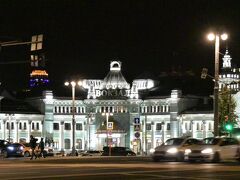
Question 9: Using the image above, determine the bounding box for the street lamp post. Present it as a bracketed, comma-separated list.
[65, 81, 82, 156]
[207, 32, 228, 136]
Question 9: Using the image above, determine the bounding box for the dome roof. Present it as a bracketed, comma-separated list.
[102, 61, 130, 89]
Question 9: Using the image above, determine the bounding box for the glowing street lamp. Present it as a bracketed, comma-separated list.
[207, 32, 228, 136]
[64, 80, 82, 155]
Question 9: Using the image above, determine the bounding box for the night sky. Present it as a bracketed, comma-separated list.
[1, 0, 240, 96]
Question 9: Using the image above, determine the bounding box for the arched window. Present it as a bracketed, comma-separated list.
[64, 139, 70, 149]
[24, 122, 27, 130]
[36, 123, 39, 130]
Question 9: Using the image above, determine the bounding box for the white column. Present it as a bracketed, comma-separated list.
[161, 123, 165, 143]
[28, 121, 32, 140]
[191, 121, 194, 138]
[15, 121, 19, 142]
[151, 122, 154, 148]
[202, 120, 206, 138]
[3, 120, 6, 140]
[60, 121, 64, 151]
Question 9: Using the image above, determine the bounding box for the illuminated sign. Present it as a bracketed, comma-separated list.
[96, 89, 130, 97]
[30, 70, 48, 76]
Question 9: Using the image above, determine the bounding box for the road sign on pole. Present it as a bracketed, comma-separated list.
[134, 117, 140, 124]
[107, 122, 113, 130]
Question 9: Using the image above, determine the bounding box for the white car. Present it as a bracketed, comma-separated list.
[152, 137, 201, 162]
[186, 137, 240, 162]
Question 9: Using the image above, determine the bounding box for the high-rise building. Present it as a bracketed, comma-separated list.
[29, 35, 49, 88]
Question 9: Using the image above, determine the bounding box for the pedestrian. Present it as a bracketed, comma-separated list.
[38, 137, 46, 158]
[29, 135, 38, 160]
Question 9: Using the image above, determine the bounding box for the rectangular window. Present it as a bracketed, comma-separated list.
[6, 122, 9, 130]
[32, 123, 35, 130]
[53, 123, 59, 130]
[146, 123, 151, 131]
[167, 123, 171, 130]
[19, 122, 22, 130]
[11, 122, 14, 130]
[156, 123, 162, 130]
[76, 123, 83, 130]
[64, 123, 71, 130]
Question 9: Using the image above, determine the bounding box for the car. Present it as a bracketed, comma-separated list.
[102, 146, 136, 156]
[22, 143, 54, 157]
[80, 150, 103, 156]
[0, 140, 24, 158]
[151, 137, 201, 162]
[186, 137, 240, 162]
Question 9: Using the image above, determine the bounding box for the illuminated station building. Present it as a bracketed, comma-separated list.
[0, 53, 240, 154]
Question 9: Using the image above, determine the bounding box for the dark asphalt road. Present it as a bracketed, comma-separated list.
[1, 156, 240, 179]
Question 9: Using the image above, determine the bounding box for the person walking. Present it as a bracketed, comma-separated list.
[38, 137, 46, 158]
[29, 135, 38, 160]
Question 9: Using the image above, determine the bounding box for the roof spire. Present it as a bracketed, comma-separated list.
[222, 48, 232, 68]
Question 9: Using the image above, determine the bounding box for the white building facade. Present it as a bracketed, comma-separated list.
[0, 57, 239, 154]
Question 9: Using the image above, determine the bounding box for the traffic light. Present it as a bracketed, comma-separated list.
[225, 123, 233, 131]
[224, 115, 228, 122]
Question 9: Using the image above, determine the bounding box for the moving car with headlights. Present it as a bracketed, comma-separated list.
[186, 137, 240, 162]
[152, 137, 201, 162]
[0, 140, 24, 158]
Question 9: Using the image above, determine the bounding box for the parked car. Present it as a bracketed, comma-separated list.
[80, 150, 103, 156]
[186, 137, 240, 162]
[102, 146, 136, 156]
[0, 140, 24, 158]
[151, 137, 201, 162]
[22, 143, 54, 157]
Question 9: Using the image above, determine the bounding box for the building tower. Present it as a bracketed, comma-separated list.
[219, 49, 240, 93]
[29, 34, 50, 88]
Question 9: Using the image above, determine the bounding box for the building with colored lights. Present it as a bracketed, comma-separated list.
[0, 52, 240, 154]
